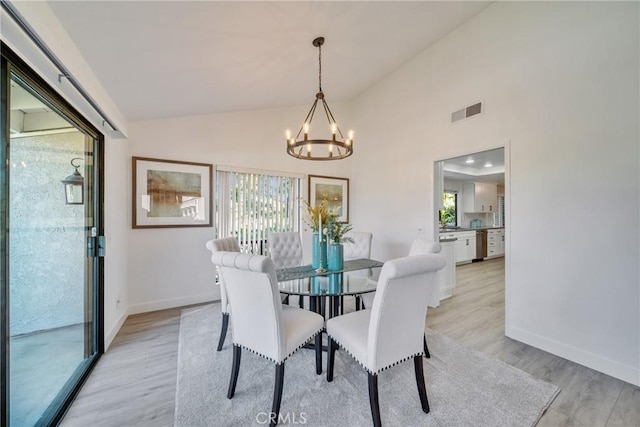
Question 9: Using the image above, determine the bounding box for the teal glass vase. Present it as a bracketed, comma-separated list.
[327, 242, 344, 271]
[312, 233, 327, 269]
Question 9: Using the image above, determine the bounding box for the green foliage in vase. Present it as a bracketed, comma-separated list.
[326, 216, 354, 244]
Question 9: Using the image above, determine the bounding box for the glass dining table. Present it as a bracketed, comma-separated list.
[276, 259, 383, 318]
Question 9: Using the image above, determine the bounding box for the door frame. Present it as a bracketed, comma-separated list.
[433, 143, 511, 332]
[1, 42, 104, 427]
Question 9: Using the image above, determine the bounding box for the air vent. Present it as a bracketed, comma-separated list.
[451, 102, 483, 123]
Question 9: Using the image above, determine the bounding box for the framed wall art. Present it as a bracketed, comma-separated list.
[308, 174, 349, 222]
[132, 157, 213, 228]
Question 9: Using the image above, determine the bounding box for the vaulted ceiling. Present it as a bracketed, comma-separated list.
[47, 1, 492, 121]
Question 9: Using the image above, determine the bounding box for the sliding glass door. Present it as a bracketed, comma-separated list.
[2, 46, 103, 426]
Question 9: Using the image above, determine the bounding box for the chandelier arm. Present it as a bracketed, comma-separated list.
[295, 99, 319, 139]
[321, 99, 345, 140]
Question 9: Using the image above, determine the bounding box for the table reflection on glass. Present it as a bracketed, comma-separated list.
[276, 259, 383, 318]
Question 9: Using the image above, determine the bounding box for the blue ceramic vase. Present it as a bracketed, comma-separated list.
[327, 242, 344, 271]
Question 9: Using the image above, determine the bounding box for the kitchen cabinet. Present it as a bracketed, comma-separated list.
[487, 228, 505, 258]
[452, 231, 476, 264]
[463, 182, 497, 213]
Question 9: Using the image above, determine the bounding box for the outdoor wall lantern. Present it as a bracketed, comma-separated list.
[61, 157, 84, 205]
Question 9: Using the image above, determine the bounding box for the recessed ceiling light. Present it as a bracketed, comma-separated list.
[484, 162, 493, 168]
[465, 158, 475, 164]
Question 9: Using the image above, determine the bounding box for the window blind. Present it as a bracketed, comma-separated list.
[493, 195, 505, 227]
[216, 169, 300, 254]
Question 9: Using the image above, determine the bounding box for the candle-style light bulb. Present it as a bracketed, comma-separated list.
[306, 144, 311, 153]
[286, 129, 291, 140]
[331, 123, 337, 134]
[348, 130, 354, 140]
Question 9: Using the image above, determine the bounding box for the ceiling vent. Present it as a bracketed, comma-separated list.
[451, 102, 483, 123]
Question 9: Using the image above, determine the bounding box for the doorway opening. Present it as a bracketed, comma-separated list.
[432, 147, 507, 339]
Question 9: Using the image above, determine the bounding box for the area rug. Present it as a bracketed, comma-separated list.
[174, 304, 559, 427]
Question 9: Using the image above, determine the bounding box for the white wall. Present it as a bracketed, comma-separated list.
[103, 138, 130, 348]
[125, 106, 352, 313]
[349, 2, 639, 385]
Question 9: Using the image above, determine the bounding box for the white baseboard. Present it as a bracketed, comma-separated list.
[104, 308, 129, 351]
[127, 292, 218, 316]
[507, 325, 639, 386]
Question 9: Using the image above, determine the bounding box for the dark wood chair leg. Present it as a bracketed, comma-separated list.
[340, 295, 344, 314]
[423, 334, 431, 358]
[315, 333, 322, 375]
[298, 295, 303, 309]
[368, 373, 382, 427]
[217, 312, 229, 351]
[270, 363, 286, 427]
[414, 355, 430, 414]
[227, 345, 241, 399]
[327, 338, 337, 382]
[355, 295, 361, 311]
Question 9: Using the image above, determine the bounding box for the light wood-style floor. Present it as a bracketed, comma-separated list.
[61, 257, 640, 426]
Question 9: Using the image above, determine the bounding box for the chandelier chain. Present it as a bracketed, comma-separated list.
[318, 43, 322, 92]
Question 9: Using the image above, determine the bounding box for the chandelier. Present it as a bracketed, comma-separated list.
[286, 37, 353, 160]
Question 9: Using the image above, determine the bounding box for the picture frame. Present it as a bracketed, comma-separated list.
[132, 157, 213, 229]
[308, 174, 349, 223]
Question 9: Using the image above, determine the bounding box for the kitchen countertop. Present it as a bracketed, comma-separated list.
[439, 226, 504, 232]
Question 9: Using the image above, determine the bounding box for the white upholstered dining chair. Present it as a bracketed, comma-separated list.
[267, 231, 303, 268]
[343, 231, 373, 261]
[325, 253, 446, 427]
[211, 251, 324, 427]
[344, 231, 373, 313]
[205, 237, 241, 351]
[267, 231, 304, 307]
[360, 238, 442, 357]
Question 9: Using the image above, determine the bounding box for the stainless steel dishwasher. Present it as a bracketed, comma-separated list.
[475, 230, 487, 260]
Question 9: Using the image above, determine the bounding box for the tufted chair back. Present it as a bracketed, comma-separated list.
[267, 232, 303, 269]
[210, 252, 288, 362]
[206, 237, 241, 314]
[344, 231, 373, 261]
[367, 253, 446, 373]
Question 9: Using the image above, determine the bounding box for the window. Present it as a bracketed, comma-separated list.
[440, 191, 458, 226]
[216, 168, 301, 254]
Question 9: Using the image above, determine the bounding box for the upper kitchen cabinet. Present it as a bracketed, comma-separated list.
[463, 182, 497, 213]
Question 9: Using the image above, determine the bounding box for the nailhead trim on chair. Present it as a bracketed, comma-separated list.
[329, 335, 424, 375]
[233, 329, 323, 365]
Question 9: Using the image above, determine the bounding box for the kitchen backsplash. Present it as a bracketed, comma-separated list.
[462, 212, 504, 228]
